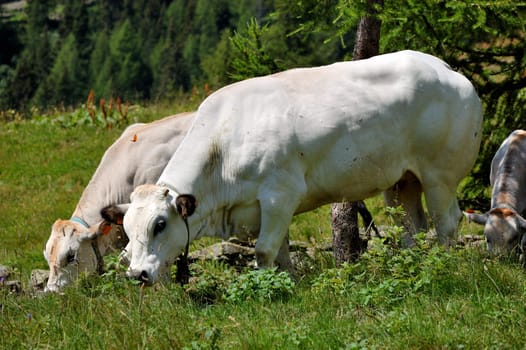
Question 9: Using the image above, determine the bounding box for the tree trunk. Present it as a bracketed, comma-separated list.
[353, 0, 384, 61]
[331, 0, 384, 266]
[332, 202, 364, 265]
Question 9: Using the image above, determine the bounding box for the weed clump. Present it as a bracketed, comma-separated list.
[312, 208, 456, 307]
[224, 268, 295, 303]
[183, 262, 295, 304]
[31, 90, 130, 129]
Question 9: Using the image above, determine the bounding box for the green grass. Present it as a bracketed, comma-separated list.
[1, 103, 525, 349]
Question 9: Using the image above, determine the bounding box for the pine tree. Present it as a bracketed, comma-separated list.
[89, 30, 111, 95]
[33, 33, 82, 107]
[11, 0, 55, 110]
[151, 0, 194, 98]
[34, 0, 92, 107]
[0, 7, 22, 110]
[111, 19, 152, 100]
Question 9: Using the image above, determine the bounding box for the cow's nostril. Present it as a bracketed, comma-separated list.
[139, 270, 150, 283]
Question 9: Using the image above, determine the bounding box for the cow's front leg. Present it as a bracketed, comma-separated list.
[255, 193, 300, 269]
[255, 222, 291, 269]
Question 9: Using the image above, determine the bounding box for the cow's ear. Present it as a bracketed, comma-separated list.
[175, 194, 197, 219]
[101, 204, 130, 225]
[97, 221, 113, 236]
[463, 211, 488, 225]
[80, 220, 118, 242]
[78, 223, 102, 241]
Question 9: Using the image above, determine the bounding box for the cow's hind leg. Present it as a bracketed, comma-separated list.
[423, 182, 462, 247]
[275, 232, 294, 273]
[383, 171, 428, 246]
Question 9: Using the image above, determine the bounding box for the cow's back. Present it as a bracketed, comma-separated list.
[489, 130, 526, 211]
[162, 51, 482, 212]
[76, 112, 195, 218]
[116, 113, 194, 185]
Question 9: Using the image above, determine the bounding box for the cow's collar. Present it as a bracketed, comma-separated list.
[71, 216, 104, 274]
[71, 216, 90, 228]
[157, 182, 191, 281]
[157, 182, 190, 253]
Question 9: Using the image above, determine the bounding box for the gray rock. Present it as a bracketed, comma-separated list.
[30, 269, 49, 290]
[190, 241, 255, 262]
[0, 265, 11, 281]
[5, 280, 21, 294]
[458, 234, 486, 249]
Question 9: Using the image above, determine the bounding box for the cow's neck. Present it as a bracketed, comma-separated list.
[158, 113, 249, 240]
[492, 175, 526, 215]
[72, 176, 133, 227]
[162, 169, 242, 242]
[161, 177, 235, 240]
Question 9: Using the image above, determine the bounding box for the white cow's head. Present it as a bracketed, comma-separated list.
[465, 207, 526, 255]
[44, 219, 111, 292]
[104, 184, 197, 285]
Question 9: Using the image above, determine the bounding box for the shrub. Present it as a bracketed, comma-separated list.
[224, 268, 295, 303]
[184, 261, 237, 305]
[312, 209, 454, 307]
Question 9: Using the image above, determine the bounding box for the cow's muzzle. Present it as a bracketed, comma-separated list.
[128, 269, 153, 285]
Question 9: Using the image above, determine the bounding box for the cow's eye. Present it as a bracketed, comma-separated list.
[154, 219, 166, 236]
[66, 252, 76, 264]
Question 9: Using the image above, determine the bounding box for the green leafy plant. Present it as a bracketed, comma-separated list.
[184, 261, 237, 304]
[312, 207, 454, 307]
[185, 262, 295, 304]
[224, 267, 295, 303]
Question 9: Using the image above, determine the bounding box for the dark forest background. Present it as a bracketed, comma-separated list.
[0, 0, 355, 110]
[1, 0, 525, 207]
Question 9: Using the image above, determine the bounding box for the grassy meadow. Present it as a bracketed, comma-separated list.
[1, 102, 526, 349]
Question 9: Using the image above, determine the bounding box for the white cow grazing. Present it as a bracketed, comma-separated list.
[112, 50, 482, 285]
[465, 130, 526, 255]
[43, 112, 195, 292]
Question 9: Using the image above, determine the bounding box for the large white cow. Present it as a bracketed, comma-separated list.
[43, 112, 195, 292]
[465, 130, 526, 255]
[109, 50, 482, 285]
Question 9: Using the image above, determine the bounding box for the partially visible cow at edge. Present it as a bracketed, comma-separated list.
[104, 50, 483, 285]
[44, 112, 195, 292]
[465, 130, 526, 256]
